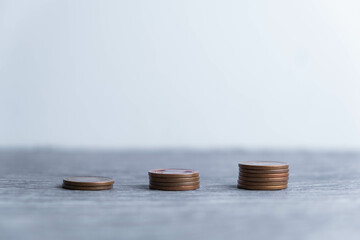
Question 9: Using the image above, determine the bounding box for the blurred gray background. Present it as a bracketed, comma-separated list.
[1, 0, 360, 150]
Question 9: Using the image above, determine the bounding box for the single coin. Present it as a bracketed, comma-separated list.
[239, 172, 289, 178]
[239, 176, 289, 182]
[62, 184, 113, 191]
[238, 180, 288, 186]
[239, 168, 289, 174]
[63, 176, 114, 186]
[148, 169, 199, 178]
[237, 184, 287, 190]
[239, 161, 288, 170]
[150, 181, 200, 187]
[149, 176, 200, 182]
[149, 184, 199, 191]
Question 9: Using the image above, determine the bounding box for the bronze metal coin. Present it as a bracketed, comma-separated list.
[150, 181, 200, 187]
[149, 184, 199, 191]
[148, 169, 199, 178]
[237, 184, 287, 190]
[239, 161, 288, 170]
[63, 176, 114, 186]
[238, 180, 288, 186]
[239, 176, 289, 182]
[149, 176, 200, 182]
[239, 172, 289, 178]
[239, 168, 289, 174]
[62, 184, 113, 191]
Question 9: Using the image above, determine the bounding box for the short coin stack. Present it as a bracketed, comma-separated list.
[62, 176, 114, 191]
[238, 161, 289, 190]
[148, 169, 200, 191]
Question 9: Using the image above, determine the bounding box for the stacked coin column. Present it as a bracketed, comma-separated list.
[237, 161, 289, 190]
[63, 176, 114, 191]
[148, 169, 200, 191]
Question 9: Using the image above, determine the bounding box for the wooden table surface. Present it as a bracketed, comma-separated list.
[0, 149, 359, 240]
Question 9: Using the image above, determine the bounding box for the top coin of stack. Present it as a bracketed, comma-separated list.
[148, 169, 200, 191]
[62, 176, 114, 191]
[238, 161, 289, 190]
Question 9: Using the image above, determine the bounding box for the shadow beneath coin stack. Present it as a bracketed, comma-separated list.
[226, 184, 239, 190]
[129, 184, 151, 190]
[57, 184, 66, 189]
[212, 184, 238, 190]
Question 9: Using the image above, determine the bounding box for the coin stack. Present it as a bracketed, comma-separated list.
[62, 176, 114, 191]
[238, 161, 289, 190]
[148, 169, 200, 191]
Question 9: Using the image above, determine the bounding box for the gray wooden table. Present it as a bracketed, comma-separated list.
[0, 149, 359, 240]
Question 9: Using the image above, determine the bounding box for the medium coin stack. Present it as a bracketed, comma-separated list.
[62, 176, 114, 191]
[238, 161, 289, 190]
[148, 169, 200, 191]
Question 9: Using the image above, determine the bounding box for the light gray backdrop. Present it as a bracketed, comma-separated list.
[1, 0, 360, 150]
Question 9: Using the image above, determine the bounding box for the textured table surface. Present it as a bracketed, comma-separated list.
[0, 149, 360, 240]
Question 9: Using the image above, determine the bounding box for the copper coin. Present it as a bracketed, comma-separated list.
[149, 176, 200, 182]
[237, 184, 287, 190]
[239, 161, 288, 170]
[148, 169, 199, 178]
[239, 168, 289, 174]
[238, 180, 288, 186]
[63, 176, 114, 186]
[62, 184, 113, 191]
[150, 181, 200, 187]
[239, 172, 289, 178]
[149, 184, 199, 191]
[239, 176, 289, 182]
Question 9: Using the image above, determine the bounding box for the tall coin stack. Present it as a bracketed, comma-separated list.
[148, 169, 200, 191]
[238, 161, 289, 190]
